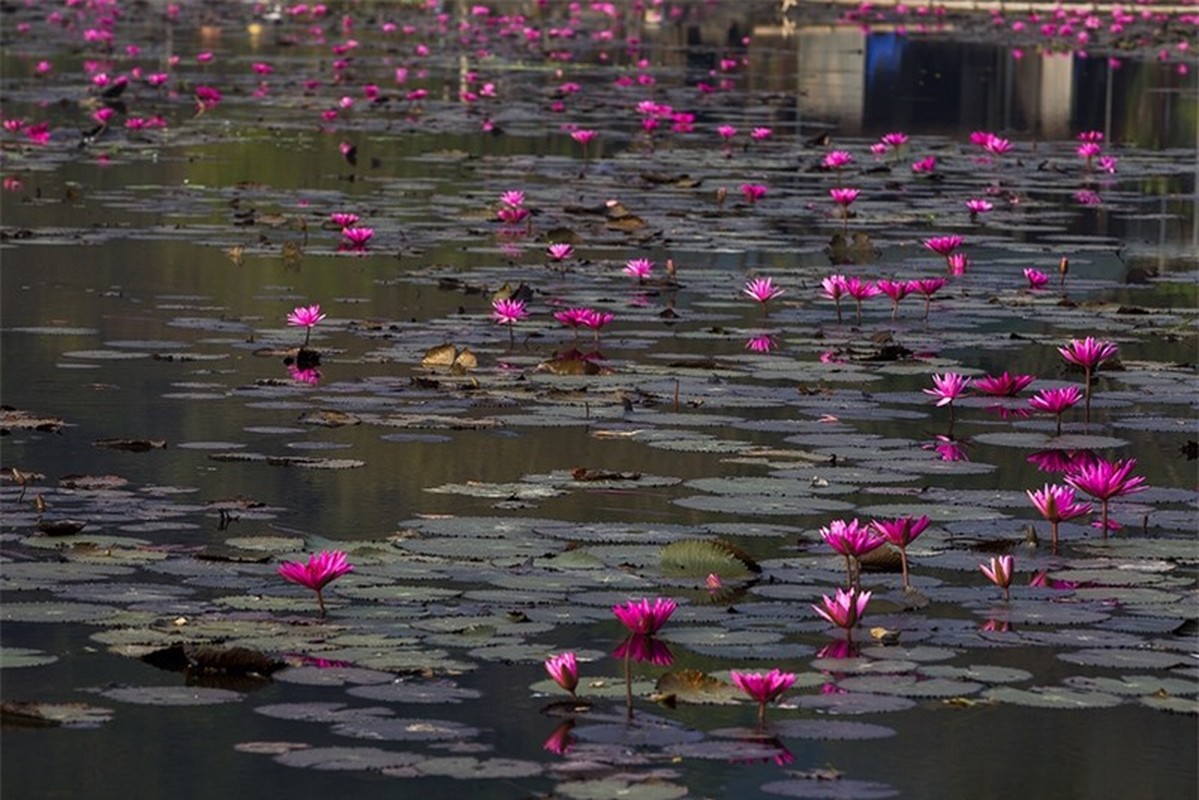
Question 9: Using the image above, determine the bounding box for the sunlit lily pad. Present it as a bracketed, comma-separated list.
[0, 647, 59, 669]
[982, 686, 1123, 709]
[98, 685, 243, 706]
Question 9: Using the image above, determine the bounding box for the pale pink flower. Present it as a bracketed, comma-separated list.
[980, 555, 1014, 600]
[822, 150, 853, 169]
[547, 243, 573, 261]
[624, 258, 653, 282]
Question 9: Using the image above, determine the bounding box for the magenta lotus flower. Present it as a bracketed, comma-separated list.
[822, 274, 848, 323]
[1024, 268, 1050, 289]
[743, 277, 785, 316]
[340, 226, 373, 249]
[975, 372, 1035, 397]
[745, 334, 776, 353]
[25, 122, 51, 145]
[287, 365, 321, 385]
[612, 597, 676, 635]
[983, 136, 1013, 156]
[980, 555, 1014, 601]
[924, 372, 970, 407]
[194, 85, 222, 113]
[870, 515, 930, 590]
[554, 307, 590, 341]
[330, 212, 359, 228]
[624, 258, 653, 283]
[821, 518, 884, 587]
[822, 150, 853, 170]
[750, 127, 773, 141]
[544, 652, 579, 697]
[911, 277, 946, 320]
[730, 668, 797, 725]
[491, 297, 528, 347]
[1065, 457, 1147, 537]
[547, 243, 573, 263]
[499, 190, 525, 208]
[812, 588, 871, 640]
[287, 303, 326, 346]
[570, 129, 597, 146]
[1027, 484, 1092, 553]
[278, 550, 354, 616]
[716, 124, 737, 141]
[581, 308, 615, 345]
[829, 187, 859, 207]
[880, 131, 908, 149]
[1058, 337, 1118, 421]
[1029, 385, 1083, 435]
[911, 156, 937, 173]
[740, 184, 767, 204]
[876, 279, 912, 320]
[843, 277, 879, 325]
[965, 198, 993, 217]
[924, 235, 963, 257]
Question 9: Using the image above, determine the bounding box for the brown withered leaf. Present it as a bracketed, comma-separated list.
[298, 410, 361, 428]
[571, 467, 642, 482]
[93, 438, 167, 452]
[36, 519, 87, 536]
[59, 474, 129, 490]
[421, 343, 459, 368]
[1, 701, 113, 729]
[537, 358, 605, 376]
[1, 407, 69, 433]
[654, 669, 741, 705]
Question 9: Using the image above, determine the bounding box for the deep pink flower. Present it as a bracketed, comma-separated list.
[843, 277, 879, 301]
[330, 212, 359, 228]
[287, 304, 326, 329]
[1027, 483, 1091, 552]
[743, 277, 785, 304]
[820, 519, 883, 557]
[983, 136, 1013, 156]
[612, 597, 676, 635]
[745, 335, 776, 353]
[750, 127, 773, 141]
[965, 198, 993, 215]
[947, 253, 969, 276]
[1029, 385, 1083, 416]
[340, 226, 373, 249]
[624, 258, 653, 281]
[25, 123, 51, 145]
[547, 243, 573, 261]
[194, 85, 222, 111]
[570, 128, 596, 145]
[553, 307, 590, 332]
[812, 588, 871, 637]
[740, 184, 767, 204]
[1058, 337, 1118, 371]
[870, 515, 929, 590]
[497, 206, 529, 225]
[731, 669, 797, 724]
[911, 156, 937, 173]
[1024, 268, 1050, 289]
[278, 550, 354, 615]
[716, 124, 737, 141]
[829, 187, 859, 207]
[1077, 142, 1102, 160]
[877, 279, 912, 320]
[543, 720, 576, 755]
[822, 150, 853, 169]
[975, 372, 1035, 397]
[544, 652, 579, 696]
[924, 372, 971, 407]
[880, 131, 908, 149]
[287, 365, 321, 385]
[980, 555, 1014, 600]
[499, 190, 525, 208]
[1065, 458, 1146, 505]
[491, 297, 528, 326]
[822, 274, 849, 323]
[924, 235, 963, 257]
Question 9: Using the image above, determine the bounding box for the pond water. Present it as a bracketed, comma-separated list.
[2, 2, 1197, 799]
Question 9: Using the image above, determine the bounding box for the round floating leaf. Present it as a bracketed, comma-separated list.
[253, 702, 393, 723]
[920, 664, 1033, 684]
[793, 693, 917, 715]
[1, 602, 120, 624]
[0, 647, 59, 668]
[1061, 675, 1199, 697]
[556, 779, 689, 800]
[99, 685, 243, 706]
[414, 756, 543, 779]
[983, 686, 1123, 709]
[756, 719, 897, 740]
[761, 778, 899, 799]
[274, 746, 426, 772]
[233, 741, 310, 756]
[347, 681, 482, 704]
[1140, 695, 1199, 715]
[664, 739, 792, 761]
[673, 494, 855, 516]
[273, 666, 396, 686]
[970, 431, 1129, 450]
[574, 721, 706, 747]
[1057, 649, 1189, 670]
[660, 538, 760, 579]
[834, 675, 983, 699]
[331, 717, 478, 742]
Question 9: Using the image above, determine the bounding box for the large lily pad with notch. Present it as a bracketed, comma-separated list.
[98, 685, 244, 706]
[274, 746, 426, 772]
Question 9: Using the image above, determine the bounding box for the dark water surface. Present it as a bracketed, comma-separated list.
[2, 2, 1197, 799]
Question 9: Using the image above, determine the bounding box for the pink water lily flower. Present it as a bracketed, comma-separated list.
[870, 515, 930, 590]
[547, 243, 573, 262]
[716, 124, 737, 141]
[965, 198, 993, 217]
[822, 150, 853, 169]
[612, 597, 676, 635]
[829, 187, 859, 207]
[491, 297, 528, 325]
[1024, 268, 1050, 289]
[340, 226, 373, 249]
[974, 372, 1035, 397]
[1065, 457, 1146, 536]
[278, 550, 354, 615]
[743, 277, 785, 312]
[924, 235, 963, 257]
[880, 131, 908, 149]
[499, 190, 525, 208]
[876, 279, 912, 320]
[843, 277, 879, 325]
[924, 372, 971, 407]
[730, 668, 797, 725]
[911, 277, 946, 320]
[750, 127, 773, 141]
[330, 212, 359, 228]
[821, 518, 883, 588]
[740, 183, 767, 204]
[980, 555, 1014, 601]
[287, 303, 326, 346]
[745, 334, 776, 353]
[624, 258, 653, 282]
[812, 588, 871, 640]
[544, 652, 579, 697]
[911, 156, 937, 173]
[1058, 336, 1118, 421]
[822, 274, 849, 323]
[1029, 385, 1083, 435]
[1027, 484, 1091, 552]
